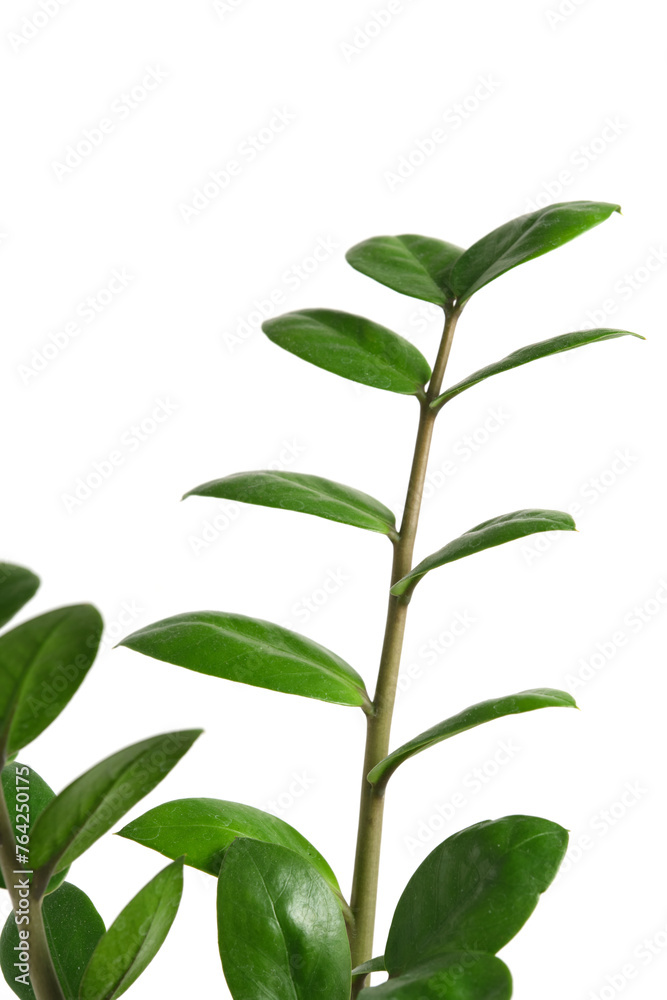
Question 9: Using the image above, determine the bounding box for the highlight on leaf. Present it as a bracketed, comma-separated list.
[345, 234, 464, 305]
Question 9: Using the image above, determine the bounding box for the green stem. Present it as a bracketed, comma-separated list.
[348, 305, 462, 992]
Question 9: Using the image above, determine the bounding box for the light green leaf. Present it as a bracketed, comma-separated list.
[118, 797, 340, 895]
[368, 688, 577, 787]
[119, 612, 370, 710]
[345, 234, 464, 305]
[391, 509, 576, 598]
[28, 730, 201, 876]
[217, 838, 351, 1000]
[0, 564, 39, 630]
[449, 201, 621, 302]
[79, 860, 184, 1000]
[184, 471, 397, 537]
[359, 953, 512, 1000]
[352, 956, 386, 977]
[385, 815, 568, 975]
[262, 309, 431, 394]
[0, 882, 104, 1000]
[0, 761, 68, 894]
[0, 605, 103, 759]
[432, 328, 645, 409]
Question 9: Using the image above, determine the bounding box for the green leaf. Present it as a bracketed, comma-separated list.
[0, 882, 104, 1000]
[384, 815, 568, 976]
[352, 956, 387, 977]
[119, 612, 370, 710]
[118, 797, 340, 896]
[449, 201, 621, 302]
[184, 471, 397, 537]
[28, 730, 201, 876]
[359, 953, 512, 1000]
[391, 509, 576, 598]
[262, 309, 431, 394]
[432, 328, 645, 409]
[0, 605, 103, 759]
[345, 234, 464, 305]
[79, 860, 184, 1000]
[0, 564, 39, 630]
[0, 761, 68, 894]
[217, 838, 351, 1000]
[368, 688, 577, 788]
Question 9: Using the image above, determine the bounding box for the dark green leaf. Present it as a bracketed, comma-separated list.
[391, 509, 576, 598]
[368, 688, 577, 788]
[449, 201, 621, 302]
[79, 860, 184, 1000]
[352, 956, 386, 977]
[28, 730, 201, 876]
[118, 797, 340, 895]
[384, 815, 568, 975]
[432, 328, 645, 409]
[0, 564, 39, 630]
[359, 952, 512, 1000]
[0, 761, 68, 894]
[119, 612, 370, 710]
[262, 309, 431, 394]
[0, 882, 104, 1000]
[0, 605, 103, 759]
[345, 234, 464, 305]
[217, 838, 351, 1000]
[184, 471, 397, 537]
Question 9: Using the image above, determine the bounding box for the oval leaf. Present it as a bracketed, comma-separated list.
[184, 471, 397, 537]
[119, 612, 370, 710]
[28, 730, 202, 876]
[217, 838, 351, 1000]
[368, 688, 577, 788]
[449, 201, 621, 302]
[345, 234, 464, 305]
[391, 509, 576, 598]
[79, 859, 184, 1000]
[0, 761, 68, 894]
[262, 308, 431, 394]
[0, 564, 39, 630]
[432, 328, 645, 409]
[385, 815, 568, 975]
[118, 797, 340, 895]
[0, 604, 103, 759]
[1, 882, 105, 1000]
[359, 952, 512, 1000]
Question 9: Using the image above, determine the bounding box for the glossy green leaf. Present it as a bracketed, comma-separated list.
[119, 612, 370, 710]
[368, 688, 576, 788]
[359, 953, 512, 1000]
[28, 730, 201, 876]
[0, 564, 39, 630]
[385, 815, 568, 975]
[1, 882, 104, 1000]
[184, 471, 397, 537]
[0, 605, 103, 759]
[352, 956, 387, 977]
[0, 761, 68, 894]
[432, 328, 645, 409]
[262, 309, 431, 394]
[79, 860, 184, 1000]
[118, 797, 340, 895]
[217, 838, 351, 1000]
[449, 201, 621, 302]
[345, 234, 464, 305]
[391, 509, 576, 598]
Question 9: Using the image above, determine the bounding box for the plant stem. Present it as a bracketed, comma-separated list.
[349, 305, 462, 992]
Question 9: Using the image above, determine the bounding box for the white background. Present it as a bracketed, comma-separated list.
[1, 1, 664, 997]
